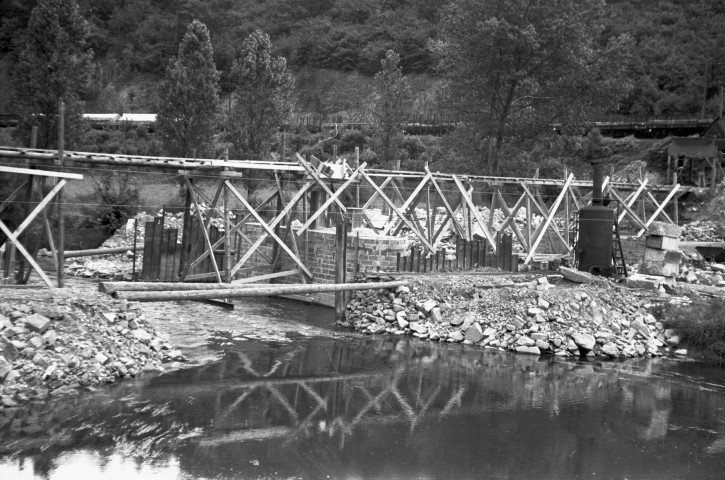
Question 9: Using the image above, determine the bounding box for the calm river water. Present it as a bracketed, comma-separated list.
[2, 297, 725, 479]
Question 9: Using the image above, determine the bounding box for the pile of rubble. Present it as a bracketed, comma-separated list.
[343, 274, 684, 359]
[0, 297, 185, 408]
[680, 220, 724, 242]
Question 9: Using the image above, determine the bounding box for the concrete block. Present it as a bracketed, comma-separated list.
[646, 235, 680, 251]
[643, 248, 682, 263]
[648, 221, 681, 238]
[641, 259, 680, 277]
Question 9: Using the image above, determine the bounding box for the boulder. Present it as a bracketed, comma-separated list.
[24, 313, 51, 333]
[535, 340, 550, 351]
[464, 324, 484, 343]
[0, 337, 18, 362]
[569, 332, 596, 352]
[448, 331, 464, 342]
[601, 343, 620, 358]
[631, 319, 651, 337]
[0, 356, 11, 382]
[516, 336, 536, 347]
[429, 307, 443, 323]
[515, 346, 541, 355]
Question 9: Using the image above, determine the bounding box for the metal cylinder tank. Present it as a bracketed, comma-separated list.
[577, 205, 614, 274]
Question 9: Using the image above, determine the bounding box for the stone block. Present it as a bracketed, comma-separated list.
[643, 248, 682, 263]
[559, 267, 595, 284]
[24, 313, 51, 333]
[646, 235, 680, 251]
[464, 324, 484, 343]
[648, 221, 681, 238]
[515, 346, 541, 355]
[569, 332, 595, 352]
[626, 273, 664, 290]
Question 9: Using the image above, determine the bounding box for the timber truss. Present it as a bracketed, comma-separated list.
[0, 146, 685, 285]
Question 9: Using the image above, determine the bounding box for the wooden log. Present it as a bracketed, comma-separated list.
[65, 246, 144, 258]
[99, 281, 271, 294]
[113, 280, 409, 302]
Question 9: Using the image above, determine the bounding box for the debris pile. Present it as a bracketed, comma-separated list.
[680, 221, 724, 242]
[0, 297, 185, 408]
[342, 274, 684, 359]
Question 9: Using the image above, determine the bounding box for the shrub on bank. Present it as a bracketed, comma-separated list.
[660, 299, 725, 364]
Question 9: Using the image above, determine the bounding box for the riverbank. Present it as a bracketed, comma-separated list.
[0, 287, 185, 410]
[342, 272, 688, 359]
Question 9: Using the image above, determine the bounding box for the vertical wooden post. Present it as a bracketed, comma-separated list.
[178, 177, 193, 278]
[224, 184, 231, 282]
[334, 220, 348, 322]
[638, 166, 646, 226]
[281, 131, 286, 162]
[57, 101, 65, 288]
[673, 172, 679, 225]
[354, 147, 360, 208]
[564, 169, 570, 249]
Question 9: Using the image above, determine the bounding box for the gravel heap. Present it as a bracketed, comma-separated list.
[342, 274, 684, 359]
[0, 297, 185, 408]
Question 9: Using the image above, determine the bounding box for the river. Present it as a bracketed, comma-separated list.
[1, 296, 725, 479]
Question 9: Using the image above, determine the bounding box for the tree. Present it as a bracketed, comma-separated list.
[226, 29, 295, 158]
[370, 50, 410, 169]
[11, 0, 94, 149]
[156, 19, 220, 158]
[434, 0, 633, 175]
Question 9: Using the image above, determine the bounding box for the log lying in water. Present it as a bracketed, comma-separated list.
[113, 280, 408, 302]
[99, 281, 269, 294]
[65, 246, 142, 258]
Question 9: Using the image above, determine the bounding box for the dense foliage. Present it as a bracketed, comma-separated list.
[10, 0, 93, 148]
[434, 0, 633, 175]
[156, 19, 220, 158]
[2, 0, 722, 118]
[225, 29, 295, 158]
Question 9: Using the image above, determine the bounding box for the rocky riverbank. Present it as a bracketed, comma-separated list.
[342, 273, 687, 359]
[0, 292, 185, 410]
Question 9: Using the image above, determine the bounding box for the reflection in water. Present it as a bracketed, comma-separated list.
[2, 336, 725, 479]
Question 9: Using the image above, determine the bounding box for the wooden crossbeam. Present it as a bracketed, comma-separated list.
[187, 188, 279, 270]
[640, 181, 675, 225]
[185, 177, 222, 283]
[386, 172, 432, 235]
[524, 174, 574, 264]
[425, 170, 465, 239]
[636, 183, 681, 237]
[0, 219, 54, 288]
[494, 190, 528, 249]
[520, 183, 570, 251]
[608, 188, 647, 230]
[296, 163, 366, 235]
[359, 170, 435, 253]
[231, 269, 301, 284]
[451, 175, 497, 250]
[296, 153, 346, 213]
[274, 173, 306, 284]
[0, 165, 83, 180]
[362, 177, 393, 210]
[226, 181, 313, 278]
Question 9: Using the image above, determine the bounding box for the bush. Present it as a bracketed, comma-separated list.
[658, 299, 725, 364]
[81, 172, 141, 237]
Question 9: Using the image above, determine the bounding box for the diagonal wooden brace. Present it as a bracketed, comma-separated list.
[426, 169, 465, 238]
[296, 153, 346, 213]
[451, 175, 497, 250]
[0, 219, 53, 288]
[226, 181, 313, 278]
[185, 177, 222, 283]
[295, 163, 366, 235]
[359, 170, 435, 253]
[524, 174, 574, 264]
[636, 183, 681, 237]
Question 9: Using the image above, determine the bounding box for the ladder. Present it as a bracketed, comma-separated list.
[612, 208, 627, 276]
